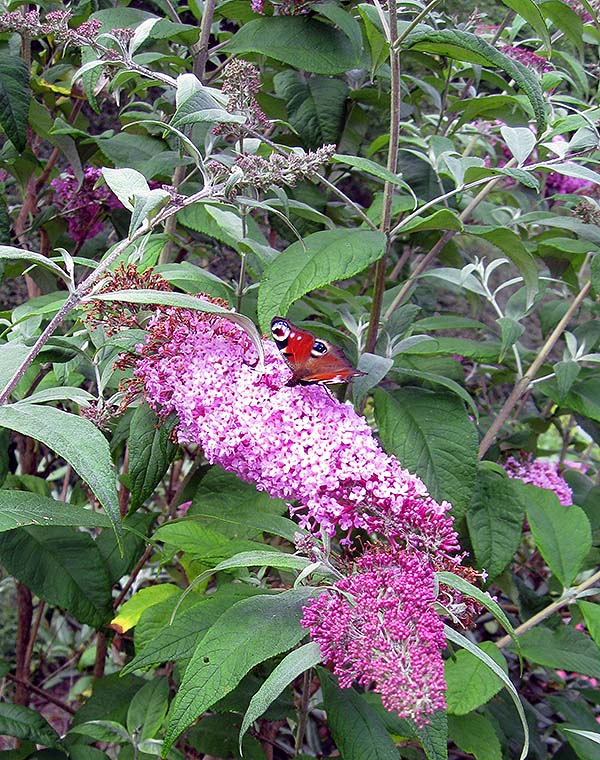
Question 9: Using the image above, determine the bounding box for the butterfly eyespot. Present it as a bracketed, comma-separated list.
[311, 341, 328, 356]
[271, 318, 290, 342]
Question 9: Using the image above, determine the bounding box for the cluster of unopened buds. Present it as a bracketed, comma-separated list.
[0, 9, 101, 43]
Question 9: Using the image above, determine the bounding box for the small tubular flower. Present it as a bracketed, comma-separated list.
[505, 455, 573, 506]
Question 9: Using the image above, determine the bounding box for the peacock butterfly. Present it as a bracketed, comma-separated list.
[270, 317, 364, 386]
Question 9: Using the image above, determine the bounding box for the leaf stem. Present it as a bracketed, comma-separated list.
[478, 280, 591, 458]
[294, 668, 312, 755]
[365, 2, 400, 353]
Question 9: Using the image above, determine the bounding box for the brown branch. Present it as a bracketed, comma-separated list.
[478, 281, 592, 458]
[6, 673, 76, 715]
[15, 583, 33, 705]
[113, 544, 154, 609]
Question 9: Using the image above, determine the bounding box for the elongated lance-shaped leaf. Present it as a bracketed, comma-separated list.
[444, 626, 529, 760]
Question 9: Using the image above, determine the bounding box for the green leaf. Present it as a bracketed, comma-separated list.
[178, 202, 267, 254]
[71, 672, 146, 727]
[363, 698, 448, 760]
[592, 253, 600, 294]
[465, 226, 539, 309]
[102, 168, 150, 211]
[374, 388, 478, 517]
[0, 404, 122, 548]
[526, 485, 591, 587]
[274, 72, 348, 148]
[578, 600, 600, 647]
[126, 677, 169, 741]
[0, 246, 71, 283]
[153, 522, 275, 563]
[445, 626, 529, 760]
[497, 316, 525, 361]
[0, 703, 61, 748]
[390, 367, 479, 422]
[0, 343, 34, 398]
[540, 0, 583, 52]
[399, 208, 464, 234]
[155, 262, 233, 303]
[162, 587, 318, 754]
[0, 526, 113, 628]
[258, 229, 386, 331]
[0, 54, 30, 152]
[445, 641, 508, 714]
[224, 17, 359, 75]
[500, 0, 552, 50]
[122, 586, 265, 674]
[500, 125, 537, 166]
[436, 571, 517, 649]
[447, 713, 502, 760]
[332, 153, 409, 187]
[128, 405, 177, 511]
[403, 29, 546, 132]
[69, 720, 131, 744]
[319, 669, 400, 760]
[111, 585, 180, 633]
[90, 289, 264, 369]
[239, 642, 322, 748]
[563, 728, 600, 746]
[514, 626, 600, 678]
[554, 360, 581, 401]
[467, 470, 526, 579]
[316, 2, 363, 54]
[0, 491, 111, 532]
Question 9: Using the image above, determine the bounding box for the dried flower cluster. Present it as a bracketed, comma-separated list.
[213, 59, 268, 137]
[251, 0, 315, 16]
[505, 455, 573, 506]
[234, 146, 336, 191]
[0, 9, 100, 43]
[51, 167, 122, 244]
[100, 274, 480, 725]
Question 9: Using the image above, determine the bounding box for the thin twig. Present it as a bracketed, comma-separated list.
[294, 669, 312, 756]
[365, 2, 400, 353]
[496, 567, 600, 649]
[6, 674, 76, 715]
[113, 544, 154, 609]
[22, 600, 46, 673]
[478, 281, 591, 458]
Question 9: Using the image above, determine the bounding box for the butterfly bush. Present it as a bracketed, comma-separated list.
[505, 455, 573, 506]
[112, 287, 478, 724]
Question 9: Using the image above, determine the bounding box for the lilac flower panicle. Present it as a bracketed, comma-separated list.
[505, 455, 573, 506]
[120, 299, 478, 724]
[131, 307, 460, 558]
[302, 548, 447, 725]
[499, 44, 553, 73]
[51, 166, 122, 243]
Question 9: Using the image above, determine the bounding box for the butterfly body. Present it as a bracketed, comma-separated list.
[271, 317, 363, 385]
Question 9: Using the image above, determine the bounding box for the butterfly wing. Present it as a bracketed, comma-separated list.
[270, 317, 364, 385]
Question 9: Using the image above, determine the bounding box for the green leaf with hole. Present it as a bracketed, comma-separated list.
[162, 587, 318, 755]
[258, 229, 386, 331]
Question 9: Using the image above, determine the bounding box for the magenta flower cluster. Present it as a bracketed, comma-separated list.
[505, 455, 573, 506]
[301, 548, 447, 725]
[51, 167, 121, 244]
[127, 305, 471, 723]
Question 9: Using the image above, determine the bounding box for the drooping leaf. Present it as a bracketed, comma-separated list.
[467, 470, 526, 579]
[162, 587, 318, 754]
[0, 54, 30, 152]
[126, 677, 170, 741]
[319, 669, 400, 760]
[239, 642, 322, 747]
[374, 388, 478, 516]
[224, 17, 359, 75]
[526, 485, 592, 587]
[111, 584, 180, 633]
[128, 404, 177, 511]
[258, 229, 386, 331]
[0, 526, 113, 628]
[0, 491, 111, 532]
[578, 600, 600, 647]
[445, 641, 508, 714]
[0, 404, 122, 547]
[402, 28, 546, 131]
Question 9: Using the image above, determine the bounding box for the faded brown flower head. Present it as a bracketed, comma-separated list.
[234, 145, 336, 191]
[213, 59, 269, 137]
